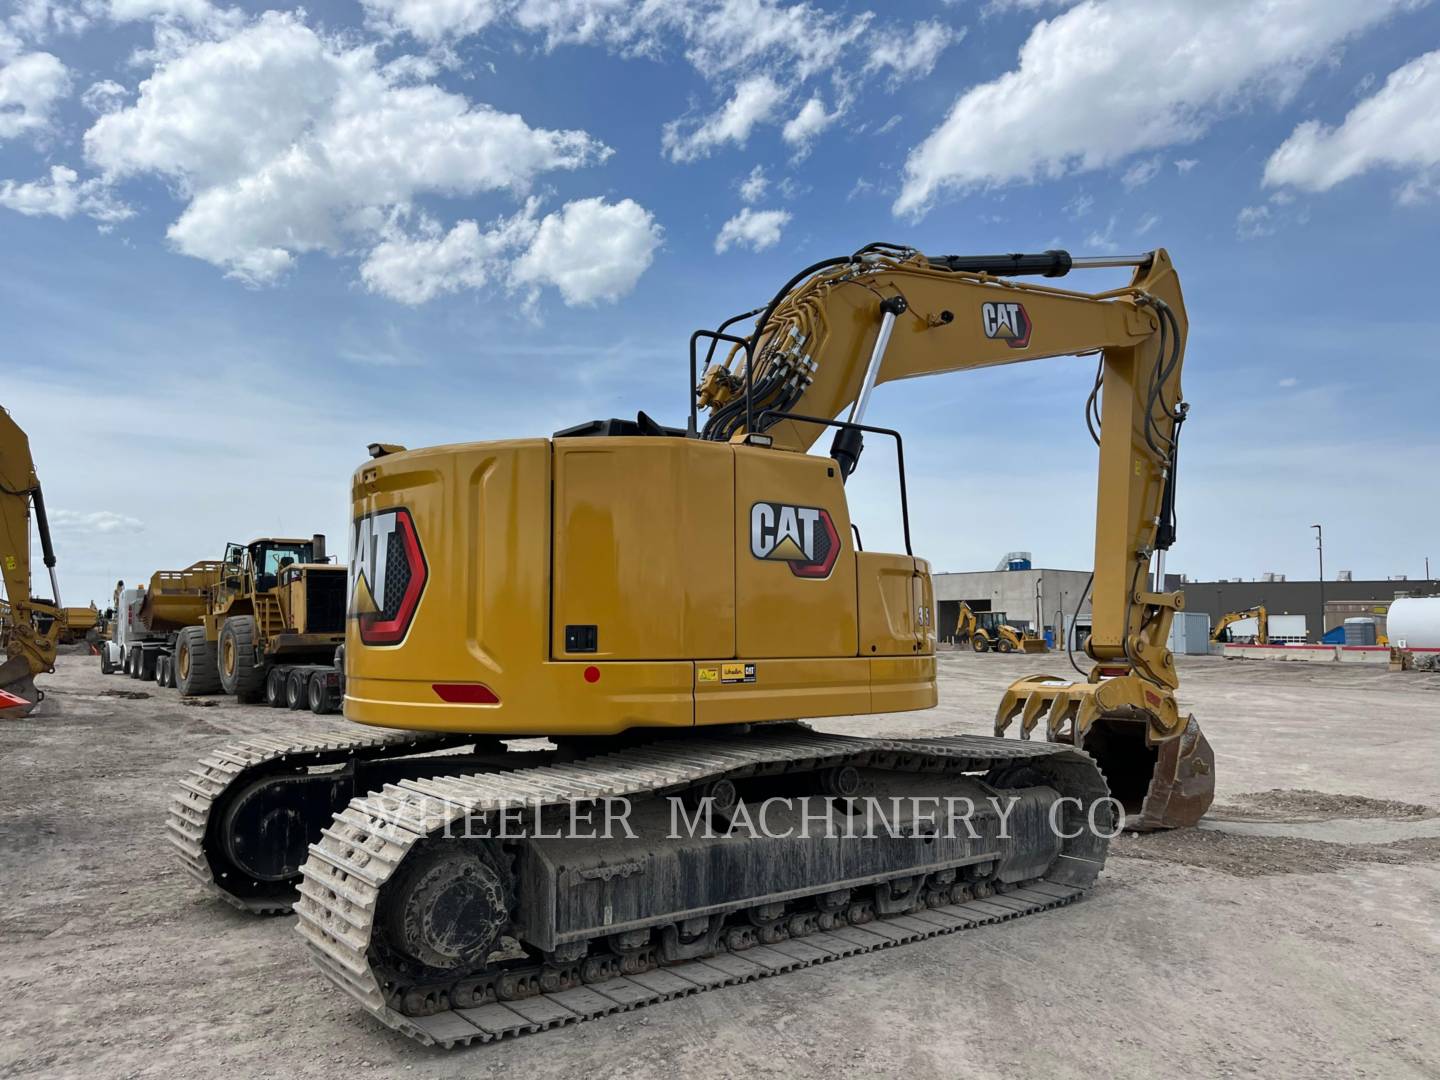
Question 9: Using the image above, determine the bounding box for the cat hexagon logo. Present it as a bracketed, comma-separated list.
[750, 502, 841, 579]
[981, 301, 1032, 349]
[349, 507, 428, 645]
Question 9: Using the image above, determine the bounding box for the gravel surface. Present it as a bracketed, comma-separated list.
[2, 650, 1438, 1080]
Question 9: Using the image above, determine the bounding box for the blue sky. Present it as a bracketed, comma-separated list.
[2, 0, 1438, 608]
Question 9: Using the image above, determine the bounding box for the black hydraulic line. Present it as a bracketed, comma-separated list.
[746, 255, 856, 367]
[702, 306, 765, 369]
[1066, 573, 1093, 677]
[1155, 404, 1187, 551]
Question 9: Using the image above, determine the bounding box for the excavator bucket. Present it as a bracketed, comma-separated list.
[996, 674, 1215, 831]
[0, 653, 40, 719]
[1127, 715, 1214, 831]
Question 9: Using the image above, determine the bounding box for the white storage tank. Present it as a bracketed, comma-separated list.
[1388, 597, 1440, 649]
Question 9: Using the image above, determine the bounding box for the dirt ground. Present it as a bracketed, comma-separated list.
[2, 650, 1438, 1079]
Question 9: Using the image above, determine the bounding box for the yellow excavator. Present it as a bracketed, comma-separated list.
[0, 406, 63, 719]
[956, 601, 1048, 653]
[171, 244, 1214, 1047]
[1211, 604, 1268, 644]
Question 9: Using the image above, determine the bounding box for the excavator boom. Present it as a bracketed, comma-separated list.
[697, 245, 1212, 827]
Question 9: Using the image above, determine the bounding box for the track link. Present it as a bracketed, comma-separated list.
[294, 729, 1109, 1047]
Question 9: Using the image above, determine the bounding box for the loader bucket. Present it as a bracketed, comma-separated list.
[0, 654, 40, 719]
[1019, 638, 1049, 654]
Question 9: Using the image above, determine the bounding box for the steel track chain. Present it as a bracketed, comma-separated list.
[166, 725, 473, 913]
[292, 729, 1109, 1047]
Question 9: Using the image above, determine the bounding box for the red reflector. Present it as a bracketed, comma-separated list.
[432, 683, 499, 704]
[583, 666, 601, 683]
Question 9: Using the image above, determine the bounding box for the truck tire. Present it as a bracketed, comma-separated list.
[308, 673, 334, 715]
[218, 616, 266, 703]
[138, 648, 158, 681]
[166, 655, 179, 689]
[972, 635, 989, 653]
[265, 667, 288, 708]
[155, 655, 168, 685]
[286, 669, 308, 710]
[100, 649, 115, 676]
[998, 638, 1014, 654]
[175, 626, 222, 695]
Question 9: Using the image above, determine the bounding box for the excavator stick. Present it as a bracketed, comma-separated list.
[996, 673, 1214, 831]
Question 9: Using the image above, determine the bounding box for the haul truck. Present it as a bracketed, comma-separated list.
[103, 561, 223, 682]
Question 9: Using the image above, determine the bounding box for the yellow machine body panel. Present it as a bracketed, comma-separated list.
[552, 437, 735, 661]
[344, 437, 936, 736]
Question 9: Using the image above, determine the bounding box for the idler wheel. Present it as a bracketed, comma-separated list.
[385, 845, 511, 973]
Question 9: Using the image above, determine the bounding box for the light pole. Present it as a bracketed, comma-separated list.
[1312, 524, 1324, 638]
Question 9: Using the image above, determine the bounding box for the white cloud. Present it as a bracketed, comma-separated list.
[1263, 49, 1440, 200]
[1278, 376, 1299, 388]
[1085, 214, 1118, 253]
[513, 197, 662, 305]
[1135, 211, 1160, 236]
[49, 509, 145, 534]
[714, 206, 789, 253]
[663, 74, 784, 162]
[79, 12, 627, 291]
[738, 163, 766, 202]
[895, 0, 1411, 216]
[864, 20, 961, 83]
[1064, 192, 1093, 218]
[1236, 204, 1273, 238]
[0, 49, 69, 142]
[80, 78, 127, 114]
[361, 196, 661, 307]
[1121, 155, 1160, 189]
[359, 1, 937, 160]
[362, 0, 502, 43]
[106, 0, 225, 24]
[780, 94, 836, 156]
[1174, 157, 1198, 173]
[0, 164, 134, 221]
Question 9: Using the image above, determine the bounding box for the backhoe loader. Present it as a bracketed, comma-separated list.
[0, 406, 63, 718]
[957, 601, 1048, 654]
[172, 244, 1214, 1048]
[1211, 604, 1268, 644]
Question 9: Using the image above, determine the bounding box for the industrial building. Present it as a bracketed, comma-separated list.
[933, 553, 1091, 647]
[935, 553, 1437, 646]
[1171, 575, 1438, 641]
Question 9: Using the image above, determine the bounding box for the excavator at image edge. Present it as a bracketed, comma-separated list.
[0, 407, 64, 720]
[168, 242, 1216, 1048]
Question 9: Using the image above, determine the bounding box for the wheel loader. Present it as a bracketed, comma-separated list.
[171, 244, 1215, 1048]
[173, 536, 346, 703]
